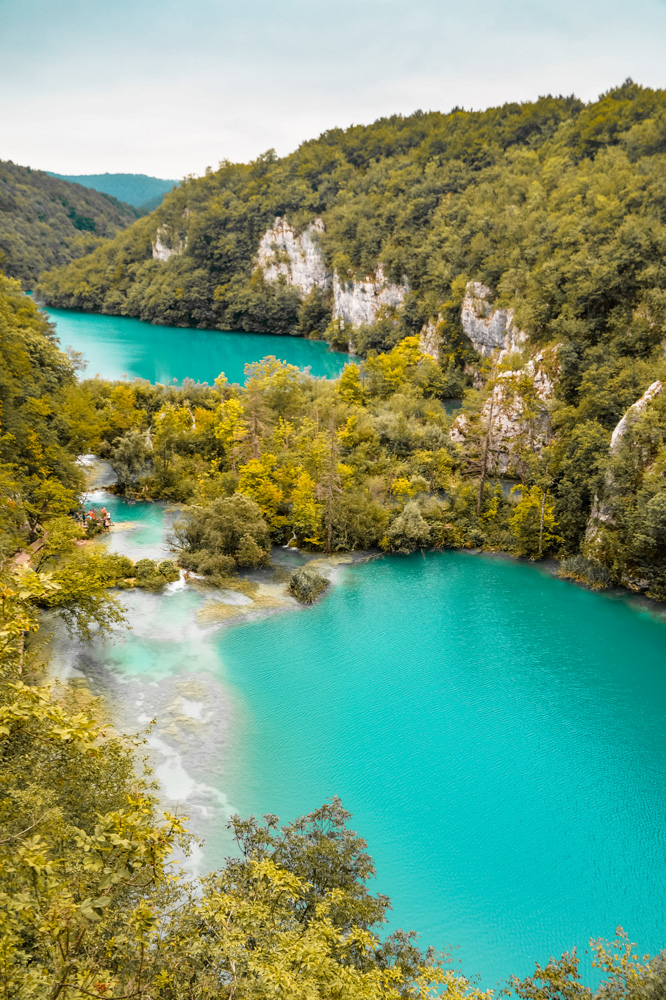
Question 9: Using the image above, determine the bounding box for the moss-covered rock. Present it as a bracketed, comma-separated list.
[288, 566, 329, 604]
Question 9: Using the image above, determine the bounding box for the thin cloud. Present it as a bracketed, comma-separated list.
[1, 0, 665, 175]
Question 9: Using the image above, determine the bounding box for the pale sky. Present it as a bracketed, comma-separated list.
[2, 0, 666, 180]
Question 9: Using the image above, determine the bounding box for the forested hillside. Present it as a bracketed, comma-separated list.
[47, 171, 178, 210]
[0, 161, 139, 285]
[36, 81, 666, 594]
[38, 79, 666, 352]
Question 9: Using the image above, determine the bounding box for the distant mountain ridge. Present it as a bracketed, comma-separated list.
[47, 172, 178, 211]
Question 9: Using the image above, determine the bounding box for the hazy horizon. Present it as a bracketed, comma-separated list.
[2, 0, 666, 179]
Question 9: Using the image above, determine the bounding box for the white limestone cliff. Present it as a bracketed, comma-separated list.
[449, 353, 555, 474]
[256, 217, 330, 295]
[333, 265, 408, 328]
[585, 381, 664, 559]
[418, 318, 440, 360]
[461, 282, 527, 359]
[609, 381, 663, 453]
[152, 225, 186, 262]
[255, 217, 408, 337]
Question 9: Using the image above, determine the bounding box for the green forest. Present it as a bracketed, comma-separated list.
[0, 161, 139, 286]
[37, 79, 666, 347]
[1, 273, 665, 998]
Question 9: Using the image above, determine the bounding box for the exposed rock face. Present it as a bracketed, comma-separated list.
[461, 282, 527, 358]
[333, 265, 408, 328]
[610, 381, 663, 453]
[585, 381, 664, 555]
[449, 354, 555, 474]
[256, 217, 330, 296]
[419, 318, 440, 360]
[152, 226, 185, 262]
[255, 217, 408, 336]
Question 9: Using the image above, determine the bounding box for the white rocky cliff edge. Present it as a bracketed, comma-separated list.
[449, 353, 555, 475]
[255, 216, 408, 334]
[609, 381, 664, 453]
[585, 381, 664, 566]
[461, 282, 528, 359]
[333, 265, 408, 327]
[152, 224, 186, 262]
[256, 218, 330, 295]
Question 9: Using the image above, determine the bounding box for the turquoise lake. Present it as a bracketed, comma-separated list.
[67, 492, 666, 990]
[43, 308, 353, 383]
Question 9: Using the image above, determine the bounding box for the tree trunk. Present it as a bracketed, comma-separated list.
[325, 416, 336, 554]
[476, 396, 495, 517]
[538, 488, 546, 557]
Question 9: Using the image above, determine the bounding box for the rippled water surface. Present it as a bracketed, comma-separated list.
[72, 494, 666, 988]
[44, 308, 353, 383]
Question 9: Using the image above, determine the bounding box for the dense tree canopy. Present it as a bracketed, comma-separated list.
[37, 81, 666, 355]
[33, 84, 666, 593]
[0, 160, 138, 285]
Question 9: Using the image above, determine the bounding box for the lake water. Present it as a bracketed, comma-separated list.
[43, 308, 353, 384]
[62, 492, 666, 990]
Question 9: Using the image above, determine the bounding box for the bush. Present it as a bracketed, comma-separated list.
[106, 553, 134, 579]
[124, 557, 181, 590]
[173, 494, 271, 579]
[383, 502, 432, 553]
[134, 558, 157, 579]
[558, 554, 612, 589]
[157, 559, 180, 582]
[288, 566, 330, 604]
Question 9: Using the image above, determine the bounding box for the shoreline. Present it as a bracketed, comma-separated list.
[40, 300, 355, 357]
[48, 484, 666, 891]
[82, 463, 666, 628]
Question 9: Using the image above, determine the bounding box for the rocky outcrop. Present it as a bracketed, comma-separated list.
[461, 282, 527, 358]
[152, 226, 185, 262]
[256, 217, 330, 296]
[449, 353, 555, 474]
[419, 318, 440, 361]
[333, 265, 408, 328]
[585, 381, 664, 556]
[610, 381, 663, 453]
[255, 217, 408, 336]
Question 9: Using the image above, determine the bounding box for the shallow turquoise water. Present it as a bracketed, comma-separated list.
[81, 495, 666, 988]
[45, 308, 352, 384]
